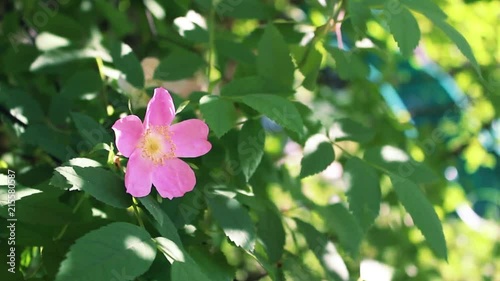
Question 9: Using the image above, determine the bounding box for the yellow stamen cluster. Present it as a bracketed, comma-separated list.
[138, 125, 175, 165]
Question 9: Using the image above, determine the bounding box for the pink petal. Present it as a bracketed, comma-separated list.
[112, 115, 144, 157]
[152, 158, 196, 199]
[171, 119, 212, 158]
[144, 87, 176, 128]
[125, 150, 153, 197]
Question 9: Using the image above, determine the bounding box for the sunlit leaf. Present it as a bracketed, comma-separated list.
[300, 138, 335, 178]
[207, 193, 256, 252]
[316, 204, 364, 257]
[294, 219, 349, 281]
[345, 157, 381, 231]
[388, 7, 421, 57]
[55, 222, 157, 281]
[55, 166, 132, 208]
[390, 176, 448, 260]
[139, 196, 183, 246]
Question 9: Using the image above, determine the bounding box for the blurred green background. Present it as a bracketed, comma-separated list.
[0, 0, 499, 280]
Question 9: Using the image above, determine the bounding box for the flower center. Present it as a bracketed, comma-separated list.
[138, 125, 175, 165]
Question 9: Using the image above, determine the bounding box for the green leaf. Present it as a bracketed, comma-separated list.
[40, 14, 85, 41]
[237, 94, 304, 134]
[155, 49, 205, 81]
[220, 76, 292, 97]
[282, 251, 318, 281]
[257, 24, 295, 89]
[292, 101, 322, 144]
[0, 87, 44, 125]
[294, 219, 349, 281]
[388, 7, 420, 57]
[35, 32, 71, 52]
[139, 196, 183, 246]
[330, 118, 375, 143]
[49, 70, 103, 123]
[344, 157, 381, 231]
[300, 139, 335, 178]
[154, 237, 185, 263]
[188, 247, 235, 281]
[71, 112, 112, 147]
[216, 39, 256, 65]
[199, 95, 237, 138]
[216, 0, 272, 19]
[402, 0, 479, 74]
[328, 48, 369, 80]
[402, 0, 447, 20]
[3, 45, 38, 74]
[238, 120, 265, 181]
[364, 146, 439, 184]
[0, 192, 72, 225]
[390, 176, 448, 260]
[22, 124, 69, 160]
[109, 41, 144, 88]
[0, 175, 41, 206]
[60, 70, 103, 100]
[95, 0, 134, 37]
[432, 20, 479, 74]
[349, 0, 371, 32]
[55, 166, 132, 208]
[30, 48, 101, 71]
[316, 204, 364, 256]
[296, 43, 323, 91]
[171, 255, 212, 281]
[207, 193, 256, 252]
[257, 207, 285, 263]
[55, 222, 157, 281]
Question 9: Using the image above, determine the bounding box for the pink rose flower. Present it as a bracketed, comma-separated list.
[112, 87, 211, 199]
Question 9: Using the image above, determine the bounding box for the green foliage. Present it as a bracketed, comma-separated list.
[155, 49, 206, 81]
[256, 206, 286, 263]
[345, 157, 381, 231]
[316, 204, 364, 256]
[388, 7, 421, 57]
[109, 41, 145, 88]
[207, 193, 256, 252]
[390, 176, 448, 260]
[257, 24, 295, 90]
[238, 119, 265, 181]
[300, 139, 335, 178]
[0, 0, 497, 280]
[331, 118, 375, 143]
[294, 219, 348, 280]
[199, 95, 237, 138]
[237, 94, 304, 133]
[55, 222, 156, 281]
[55, 165, 132, 209]
[328, 48, 370, 80]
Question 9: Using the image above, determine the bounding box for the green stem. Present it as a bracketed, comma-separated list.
[332, 142, 396, 177]
[207, 3, 216, 93]
[132, 197, 145, 228]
